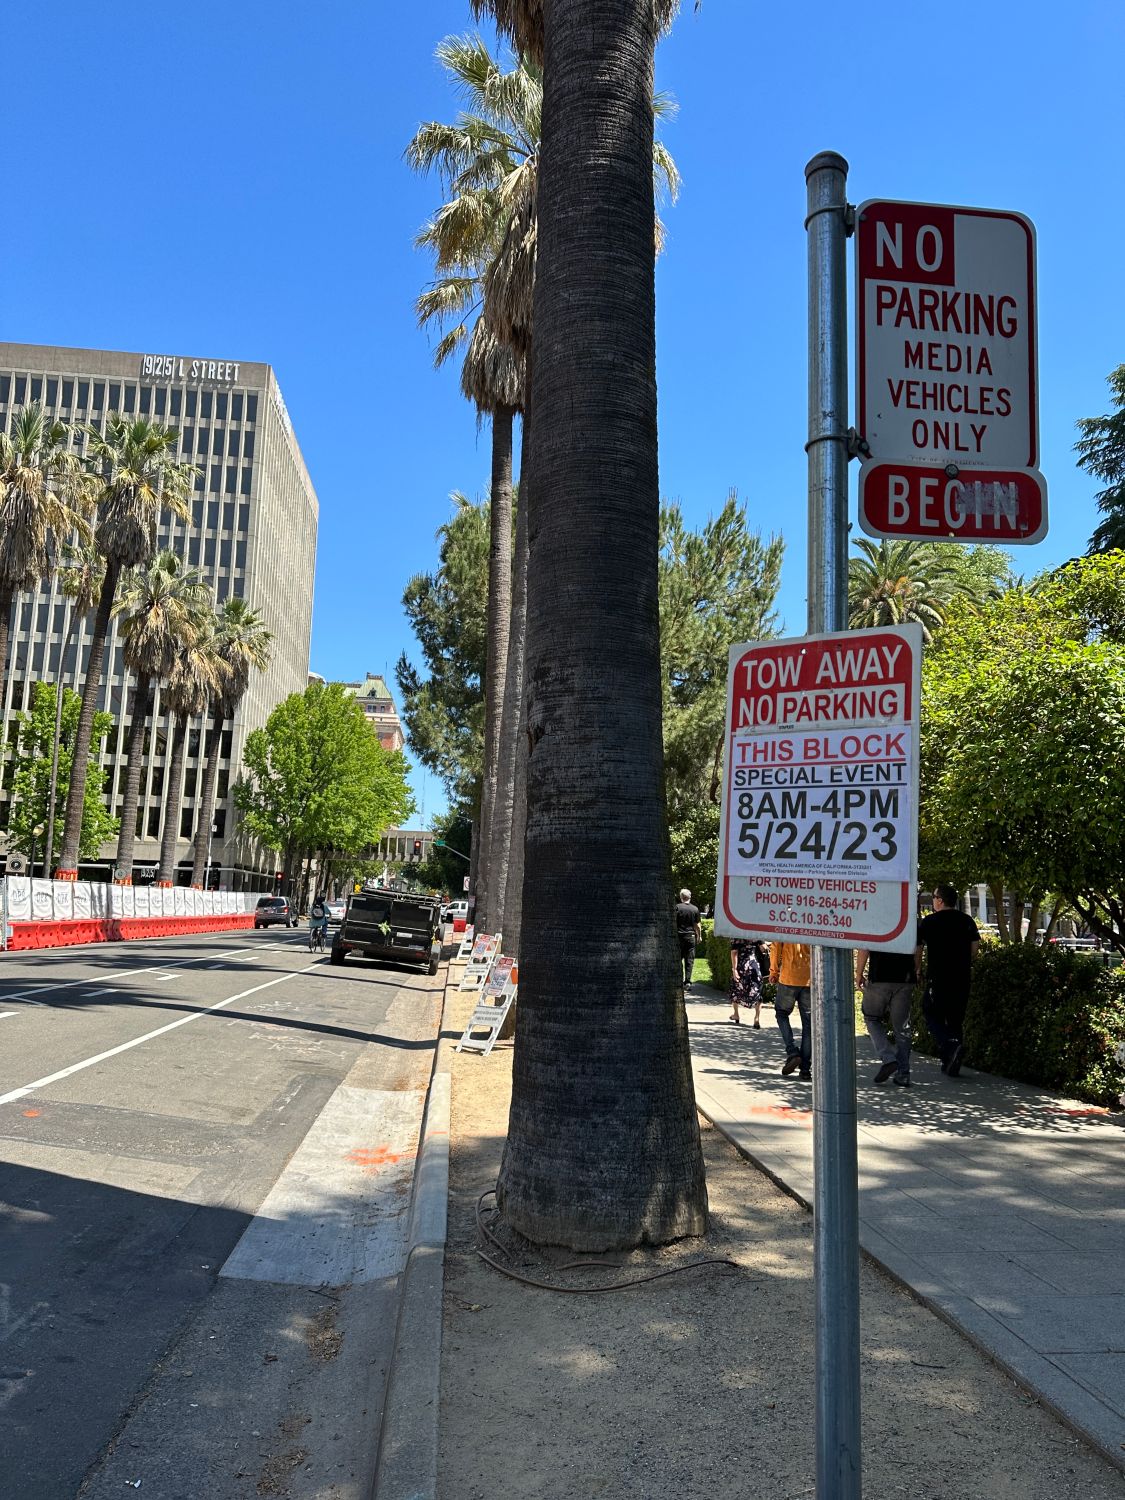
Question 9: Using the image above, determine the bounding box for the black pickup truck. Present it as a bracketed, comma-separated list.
[330, 889, 443, 974]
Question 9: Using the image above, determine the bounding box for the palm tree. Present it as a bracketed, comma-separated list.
[0, 403, 91, 708]
[408, 38, 537, 932]
[847, 538, 961, 642]
[55, 416, 195, 876]
[43, 541, 107, 877]
[189, 597, 272, 888]
[474, 0, 707, 1251]
[156, 616, 219, 887]
[113, 551, 211, 882]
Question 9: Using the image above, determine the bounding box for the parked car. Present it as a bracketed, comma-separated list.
[254, 895, 296, 929]
[446, 899, 469, 924]
[331, 890, 442, 974]
[325, 899, 346, 927]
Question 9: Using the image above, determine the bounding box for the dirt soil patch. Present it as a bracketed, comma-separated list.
[438, 1031, 1125, 1500]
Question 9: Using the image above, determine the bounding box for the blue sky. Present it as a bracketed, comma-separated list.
[4, 2, 1123, 821]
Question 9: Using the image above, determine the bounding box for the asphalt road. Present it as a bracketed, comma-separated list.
[0, 928, 443, 1499]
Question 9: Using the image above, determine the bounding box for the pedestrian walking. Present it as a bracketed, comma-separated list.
[769, 940, 812, 1079]
[675, 888, 701, 993]
[855, 942, 918, 1087]
[917, 884, 980, 1077]
[728, 939, 764, 1025]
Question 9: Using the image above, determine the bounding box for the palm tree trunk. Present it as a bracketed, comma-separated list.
[57, 560, 120, 876]
[477, 405, 515, 931]
[191, 713, 226, 886]
[114, 673, 155, 881]
[496, 0, 707, 1252]
[0, 585, 15, 715]
[157, 714, 188, 886]
[491, 371, 534, 948]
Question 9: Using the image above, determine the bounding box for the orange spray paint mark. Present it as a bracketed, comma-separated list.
[345, 1145, 417, 1173]
[747, 1104, 813, 1129]
[22, 1109, 41, 1118]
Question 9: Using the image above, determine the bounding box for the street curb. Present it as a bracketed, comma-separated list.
[369, 973, 454, 1500]
[694, 1088, 1125, 1477]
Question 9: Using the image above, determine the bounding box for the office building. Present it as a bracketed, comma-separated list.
[0, 341, 318, 885]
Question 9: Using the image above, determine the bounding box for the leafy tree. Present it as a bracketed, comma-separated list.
[1076, 364, 1125, 554]
[659, 492, 784, 909]
[396, 494, 489, 808]
[190, 597, 272, 886]
[9, 683, 117, 868]
[0, 404, 91, 710]
[921, 554, 1125, 952]
[113, 551, 211, 881]
[237, 681, 414, 887]
[406, 810, 473, 896]
[57, 416, 195, 875]
[478, 0, 708, 1251]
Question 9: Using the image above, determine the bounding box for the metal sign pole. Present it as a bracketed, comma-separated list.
[805, 150, 862, 1499]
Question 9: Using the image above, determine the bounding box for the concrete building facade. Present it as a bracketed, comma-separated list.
[0, 342, 318, 886]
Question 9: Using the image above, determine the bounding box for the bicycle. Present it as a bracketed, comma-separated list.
[308, 921, 327, 953]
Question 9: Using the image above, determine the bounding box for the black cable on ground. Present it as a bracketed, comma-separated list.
[475, 1188, 739, 1293]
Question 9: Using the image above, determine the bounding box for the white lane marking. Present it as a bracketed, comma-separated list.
[221, 1086, 427, 1286]
[0, 964, 317, 1107]
[0, 1012, 16, 1021]
[87, 988, 117, 997]
[0, 944, 253, 1002]
[152, 973, 178, 983]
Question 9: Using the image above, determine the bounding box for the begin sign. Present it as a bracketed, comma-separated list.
[715, 625, 921, 952]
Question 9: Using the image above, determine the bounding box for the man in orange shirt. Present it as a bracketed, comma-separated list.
[769, 940, 812, 1080]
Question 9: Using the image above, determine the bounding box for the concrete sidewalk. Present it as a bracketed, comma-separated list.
[686, 983, 1125, 1472]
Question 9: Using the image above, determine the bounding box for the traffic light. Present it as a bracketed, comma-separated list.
[413, 839, 422, 860]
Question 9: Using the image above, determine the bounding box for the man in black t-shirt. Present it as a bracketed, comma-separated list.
[675, 888, 701, 992]
[855, 938, 919, 1087]
[917, 884, 980, 1077]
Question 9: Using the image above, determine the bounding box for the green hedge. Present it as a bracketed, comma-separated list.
[909, 942, 1125, 1107]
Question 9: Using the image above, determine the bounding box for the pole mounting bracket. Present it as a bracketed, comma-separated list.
[847, 428, 871, 462]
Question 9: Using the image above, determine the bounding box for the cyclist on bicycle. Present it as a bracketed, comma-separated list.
[309, 893, 329, 950]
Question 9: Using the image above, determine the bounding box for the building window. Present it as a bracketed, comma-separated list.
[186, 389, 197, 417]
[213, 809, 226, 837]
[139, 386, 151, 414]
[109, 382, 121, 408]
[209, 465, 222, 493]
[246, 393, 258, 423]
[196, 428, 208, 453]
[14, 377, 26, 402]
[123, 385, 136, 412]
[240, 467, 252, 496]
[225, 464, 236, 493]
[180, 809, 193, 837]
[184, 769, 197, 798]
[0, 376, 9, 401]
[170, 388, 182, 416]
[221, 730, 233, 759]
[215, 392, 228, 420]
[207, 500, 219, 529]
[92, 381, 105, 409]
[181, 426, 194, 454]
[148, 807, 161, 838]
[226, 430, 239, 457]
[46, 378, 58, 405]
[204, 538, 216, 566]
[243, 431, 255, 460]
[219, 539, 232, 567]
[238, 502, 250, 533]
[200, 391, 213, 419]
[211, 429, 223, 456]
[30, 378, 42, 400]
[231, 393, 243, 421]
